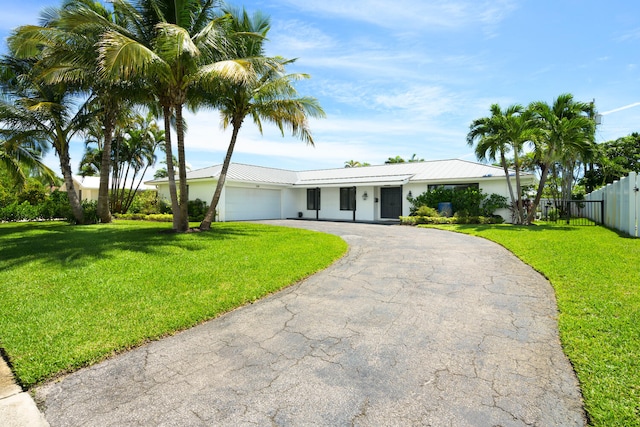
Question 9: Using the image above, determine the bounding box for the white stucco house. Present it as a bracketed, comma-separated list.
[61, 175, 155, 202]
[144, 159, 535, 223]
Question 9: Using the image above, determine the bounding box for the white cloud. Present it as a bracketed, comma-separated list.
[276, 0, 517, 32]
[269, 19, 336, 53]
[616, 27, 640, 42]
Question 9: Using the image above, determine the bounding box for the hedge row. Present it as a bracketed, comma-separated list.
[400, 215, 504, 225]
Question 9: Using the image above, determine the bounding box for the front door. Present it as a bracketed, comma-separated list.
[380, 187, 402, 219]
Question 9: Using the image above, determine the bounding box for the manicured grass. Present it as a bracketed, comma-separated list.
[0, 220, 347, 388]
[423, 223, 640, 427]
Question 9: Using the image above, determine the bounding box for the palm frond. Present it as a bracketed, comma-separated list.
[98, 30, 166, 81]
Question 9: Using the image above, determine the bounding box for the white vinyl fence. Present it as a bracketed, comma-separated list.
[585, 172, 640, 237]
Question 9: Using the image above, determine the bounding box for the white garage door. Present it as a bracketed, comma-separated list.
[225, 188, 282, 220]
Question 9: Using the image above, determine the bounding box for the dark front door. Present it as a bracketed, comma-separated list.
[380, 187, 402, 219]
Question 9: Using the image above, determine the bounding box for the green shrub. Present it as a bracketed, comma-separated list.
[127, 191, 161, 215]
[66, 200, 99, 225]
[157, 199, 172, 214]
[400, 215, 503, 225]
[41, 190, 72, 220]
[408, 187, 508, 218]
[113, 213, 173, 222]
[414, 205, 440, 217]
[0, 202, 19, 221]
[187, 198, 207, 222]
[17, 182, 48, 206]
[0, 201, 40, 221]
[481, 193, 508, 216]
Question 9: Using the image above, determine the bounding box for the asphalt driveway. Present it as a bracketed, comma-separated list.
[35, 220, 586, 426]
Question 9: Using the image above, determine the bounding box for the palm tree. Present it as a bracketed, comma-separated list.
[98, 0, 251, 232]
[110, 112, 164, 213]
[0, 54, 90, 223]
[467, 104, 537, 224]
[526, 94, 595, 224]
[78, 146, 101, 176]
[344, 160, 361, 168]
[385, 155, 405, 164]
[407, 153, 424, 162]
[0, 131, 56, 188]
[196, 9, 324, 231]
[8, 0, 142, 223]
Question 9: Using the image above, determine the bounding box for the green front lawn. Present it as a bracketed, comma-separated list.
[425, 224, 640, 427]
[0, 220, 347, 388]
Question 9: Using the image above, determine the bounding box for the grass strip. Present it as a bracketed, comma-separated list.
[423, 223, 639, 427]
[0, 220, 347, 388]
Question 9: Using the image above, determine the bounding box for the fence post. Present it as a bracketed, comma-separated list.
[632, 172, 639, 237]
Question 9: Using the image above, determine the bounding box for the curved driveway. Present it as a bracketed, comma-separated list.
[36, 221, 586, 426]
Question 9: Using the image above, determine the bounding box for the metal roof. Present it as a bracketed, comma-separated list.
[73, 175, 155, 191]
[146, 163, 298, 185]
[145, 160, 531, 187]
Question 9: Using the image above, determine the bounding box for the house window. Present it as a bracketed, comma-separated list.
[307, 188, 320, 210]
[340, 187, 356, 211]
[427, 183, 479, 191]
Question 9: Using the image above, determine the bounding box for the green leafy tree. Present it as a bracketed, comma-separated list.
[582, 132, 640, 190]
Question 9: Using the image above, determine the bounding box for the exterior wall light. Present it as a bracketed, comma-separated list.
[362, 191, 368, 200]
[408, 191, 412, 198]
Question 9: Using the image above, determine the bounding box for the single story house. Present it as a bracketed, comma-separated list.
[144, 159, 536, 223]
[61, 175, 155, 202]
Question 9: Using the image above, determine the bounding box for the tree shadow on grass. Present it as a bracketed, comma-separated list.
[425, 223, 580, 233]
[0, 221, 269, 271]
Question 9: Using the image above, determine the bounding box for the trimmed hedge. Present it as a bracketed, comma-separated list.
[113, 213, 173, 222]
[400, 215, 504, 225]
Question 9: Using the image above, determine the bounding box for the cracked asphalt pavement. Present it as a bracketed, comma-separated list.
[35, 220, 586, 426]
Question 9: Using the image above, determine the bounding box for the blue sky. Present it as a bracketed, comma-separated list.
[2, 0, 640, 176]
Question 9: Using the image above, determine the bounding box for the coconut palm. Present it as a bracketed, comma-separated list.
[192, 9, 324, 230]
[8, 0, 143, 223]
[0, 131, 56, 188]
[0, 54, 90, 223]
[98, 0, 251, 232]
[344, 160, 361, 168]
[197, 58, 324, 230]
[526, 94, 595, 224]
[197, 53, 324, 230]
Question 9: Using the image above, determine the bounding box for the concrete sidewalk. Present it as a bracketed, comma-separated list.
[28, 221, 585, 425]
[0, 357, 49, 426]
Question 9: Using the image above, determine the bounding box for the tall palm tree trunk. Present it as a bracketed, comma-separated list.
[527, 164, 550, 225]
[59, 147, 84, 224]
[513, 150, 524, 224]
[499, 151, 518, 222]
[200, 121, 242, 231]
[97, 114, 114, 223]
[162, 105, 180, 231]
[175, 105, 190, 232]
